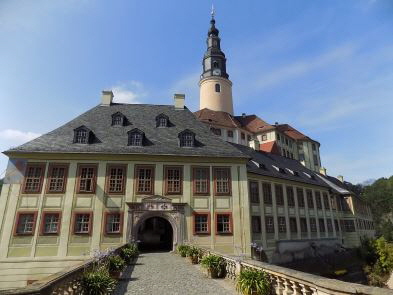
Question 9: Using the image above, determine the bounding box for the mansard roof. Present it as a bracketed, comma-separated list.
[231, 143, 330, 188]
[5, 104, 247, 159]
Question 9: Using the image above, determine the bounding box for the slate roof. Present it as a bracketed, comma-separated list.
[4, 104, 248, 159]
[231, 143, 330, 188]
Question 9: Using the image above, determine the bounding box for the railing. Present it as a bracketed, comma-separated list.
[0, 244, 129, 295]
[198, 247, 393, 295]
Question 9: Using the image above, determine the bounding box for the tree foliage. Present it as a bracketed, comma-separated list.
[361, 176, 393, 241]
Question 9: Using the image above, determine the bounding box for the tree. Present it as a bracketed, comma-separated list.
[362, 176, 393, 241]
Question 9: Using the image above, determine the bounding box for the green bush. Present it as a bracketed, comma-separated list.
[177, 245, 190, 257]
[236, 269, 272, 295]
[121, 243, 139, 263]
[200, 254, 226, 277]
[374, 237, 393, 273]
[108, 255, 125, 273]
[188, 246, 201, 258]
[81, 268, 116, 295]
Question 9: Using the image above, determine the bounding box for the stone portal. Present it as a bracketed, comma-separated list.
[127, 196, 186, 251]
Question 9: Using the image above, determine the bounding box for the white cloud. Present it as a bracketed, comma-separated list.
[0, 129, 41, 143]
[111, 81, 147, 104]
[254, 44, 355, 90]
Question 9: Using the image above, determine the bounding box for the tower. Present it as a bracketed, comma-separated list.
[199, 8, 234, 115]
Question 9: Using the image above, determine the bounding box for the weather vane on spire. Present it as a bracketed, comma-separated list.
[211, 3, 215, 19]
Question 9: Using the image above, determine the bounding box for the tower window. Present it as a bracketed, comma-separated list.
[215, 83, 221, 93]
[213, 61, 219, 68]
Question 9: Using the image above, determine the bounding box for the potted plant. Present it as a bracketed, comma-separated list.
[81, 268, 116, 295]
[108, 254, 125, 279]
[177, 245, 190, 257]
[200, 254, 226, 278]
[121, 243, 139, 264]
[236, 269, 272, 295]
[188, 246, 201, 264]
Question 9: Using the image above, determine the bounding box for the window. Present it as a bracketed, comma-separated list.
[310, 218, 317, 232]
[23, 164, 45, 193]
[252, 216, 261, 233]
[75, 129, 87, 143]
[193, 167, 210, 195]
[313, 155, 319, 165]
[278, 217, 286, 233]
[249, 181, 259, 203]
[306, 190, 314, 208]
[275, 184, 284, 206]
[319, 218, 326, 233]
[241, 133, 245, 140]
[247, 135, 252, 141]
[285, 138, 289, 145]
[312, 143, 316, 151]
[265, 216, 274, 233]
[216, 213, 232, 234]
[73, 213, 92, 234]
[315, 192, 322, 209]
[215, 83, 221, 92]
[261, 134, 267, 141]
[165, 166, 183, 194]
[194, 213, 210, 234]
[300, 218, 308, 233]
[263, 183, 272, 204]
[277, 134, 281, 140]
[47, 164, 68, 193]
[287, 186, 295, 207]
[105, 212, 122, 234]
[323, 193, 330, 210]
[334, 220, 340, 232]
[227, 130, 233, 138]
[135, 166, 154, 194]
[211, 128, 222, 136]
[41, 212, 61, 235]
[77, 165, 97, 193]
[344, 220, 355, 232]
[214, 167, 231, 195]
[299, 154, 305, 162]
[290, 218, 297, 233]
[156, 114, 169, 128]
[128, 129, 144, 146]
[15, 212, 37, 235]
[106, 165, 126, 194]
[297, 188, 305, 207]
[213, 61, 219, 68]
[327, 219, 333, 232]
[112, 112, 125, 126]
[179, 130, 195, 147]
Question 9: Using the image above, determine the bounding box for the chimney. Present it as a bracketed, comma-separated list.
[319, 167, 327, 176]
[249, 139, 260, 151]
[337, 175, 344, 183]
[101, 90, 114, 106]
[174, 94, 185, 110]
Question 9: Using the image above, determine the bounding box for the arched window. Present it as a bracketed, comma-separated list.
[215, 83, 221, 93]
[178, 130, 195, 147]
[128, 129, 144, 146]
[213, 61, 219, 68]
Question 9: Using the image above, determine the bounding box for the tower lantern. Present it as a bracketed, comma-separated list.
[199, 8, 234, 115]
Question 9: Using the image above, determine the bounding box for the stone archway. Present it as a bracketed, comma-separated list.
[127, 196, 186, 251]
[136, 215, 174, 251]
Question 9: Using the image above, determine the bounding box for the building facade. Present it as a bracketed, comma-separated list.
[0, 12, 375, 290]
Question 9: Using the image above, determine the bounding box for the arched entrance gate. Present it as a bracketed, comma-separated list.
[126, 196, 186, 252]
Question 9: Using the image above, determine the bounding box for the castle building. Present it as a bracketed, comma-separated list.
[0, 12, 374, 290]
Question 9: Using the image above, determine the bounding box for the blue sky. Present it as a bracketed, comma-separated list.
[0, 0, 392, 184]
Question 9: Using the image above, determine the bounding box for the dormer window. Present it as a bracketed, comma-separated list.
[156, 114, 169, 128]
[178, 130, 195, 147]
[73, 126, 92, 144]
[111, 112, 126, 126]
[128, 129, 144, 146]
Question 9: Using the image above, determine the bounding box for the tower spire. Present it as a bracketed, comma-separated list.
[211, 4, 215, 19]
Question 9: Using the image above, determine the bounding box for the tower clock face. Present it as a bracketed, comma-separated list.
[213, 69, 221, 76]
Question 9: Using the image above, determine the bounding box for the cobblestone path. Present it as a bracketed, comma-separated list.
[113, 252, 237, 295]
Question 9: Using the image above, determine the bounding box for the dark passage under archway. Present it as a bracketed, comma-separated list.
[137, 216, 173, 252]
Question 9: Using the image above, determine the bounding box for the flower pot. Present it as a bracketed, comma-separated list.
[189, 255, 199, 264]
[207, 267, 219, 279]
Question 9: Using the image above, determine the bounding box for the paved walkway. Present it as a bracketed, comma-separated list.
[113, 252, 237, 295]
